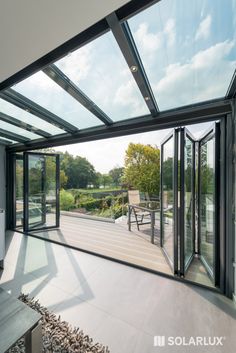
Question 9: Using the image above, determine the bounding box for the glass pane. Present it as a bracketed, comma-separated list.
[13, 72, 102, 129]
[27, 154, 58, 230]
[0, 98, 64, 136]
[45, 155, 57, 228]
[0, 120, 40, 140]
[200, 136, 214, 275]
[28, 154, 45, 228]
[129, 0, 236, 110]
[162, 136, 174, 264]
[184, 135, 194, 267]
[56, 31, 149, 121]
[15, 156, 24, 227]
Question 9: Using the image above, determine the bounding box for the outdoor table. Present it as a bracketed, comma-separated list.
[128, 202, 160, 244]
[0, 288, 42, 353]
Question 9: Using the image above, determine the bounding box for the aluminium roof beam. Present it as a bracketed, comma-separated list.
[6, 97, 231, 153]
[0, 138, 13, 145]
[43, 65, 113, 126]
[106, 12, 159, 117]
[226, 69, 236, 99]
[0, 111, 51, 138]
[0, 128, 30, 143]
[0, 89, 78, 134]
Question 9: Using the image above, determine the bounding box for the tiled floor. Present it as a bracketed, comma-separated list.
[1, 231, 236, 353]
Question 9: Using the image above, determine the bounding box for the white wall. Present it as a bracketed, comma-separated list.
[0, 0, 129, 82]
[0, 145, 6, 211]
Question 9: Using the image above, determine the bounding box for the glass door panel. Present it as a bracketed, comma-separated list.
[15, 154, 24, 227]
[160, 132, 177, 271]
[180, 128, 195, 274]
[24, 152, 60, 232]
[198, 128, 217, 280]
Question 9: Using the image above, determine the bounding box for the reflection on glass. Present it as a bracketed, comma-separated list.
[200, 137, 214, 275]
[56, 31, 149, 121]
[184, 136, 194, 267]
[162, 137, 174, 264]
[129, 0, 236, 110]
[27, 154, 57, 230]
[13, 72, 102, 130]
[15, 157, 24, 226]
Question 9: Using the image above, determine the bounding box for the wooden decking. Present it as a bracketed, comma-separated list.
[27, 214, 214, 287]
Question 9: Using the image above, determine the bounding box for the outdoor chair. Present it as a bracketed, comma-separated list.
[128, 190, 151, 230]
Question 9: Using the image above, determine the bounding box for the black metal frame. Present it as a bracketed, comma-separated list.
[23, 152, 60, 232]
[106, 13, 159, 116]
[0, 128, 30, 143]
[0, 112, 51, 138]
[6, 98, 232, 153]
[0, 89, 78, 134]
[160, 129, 178, 273]
[43, 65, 113, 126]
[197, 123, 220, 285]
[179, 128, 196, 276]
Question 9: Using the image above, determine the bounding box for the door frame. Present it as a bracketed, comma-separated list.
[197, 123, 220, 286]
[160, 128, 179, 274]
[23, 151, 60, 232]
[179, 127, 196, 275]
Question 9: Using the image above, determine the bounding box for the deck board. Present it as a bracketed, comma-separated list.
[28, 214, 214, 287]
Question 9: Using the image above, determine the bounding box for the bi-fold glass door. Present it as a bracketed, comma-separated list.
[13, 152, 60, 232]
[23, 152, 60, 232]
[198, 125, 219, 284]
[160, 123, 219, 284]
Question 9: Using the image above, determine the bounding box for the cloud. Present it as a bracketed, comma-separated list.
[164, 19, 176, 47]
[195, 15, 212, 41]
[56, 46, 92, 82]
[134, 22, 162, 54]
[153, 40, 235, 109]
[134, 18, 176, 55]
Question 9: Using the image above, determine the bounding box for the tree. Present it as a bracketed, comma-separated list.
[99, 174, 113, 188]
[109, 166, 124, 187]
[123, 143, 160, 195]
[60, 152, 97, 189]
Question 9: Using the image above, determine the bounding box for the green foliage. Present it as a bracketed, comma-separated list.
[108, 166, 124, 187]
[60, 189, 75, 211]
[60, 152, 98, 189]
[123, 143, 160, 195]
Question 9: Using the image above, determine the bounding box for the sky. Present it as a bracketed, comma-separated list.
[0, 0, 235, 152]
[54, 121, 213, 173]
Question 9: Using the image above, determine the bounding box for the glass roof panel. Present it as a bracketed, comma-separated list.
[55, 31, 149, 121]
[0, 120, 39, 140]
[0, 98, 64, 135]
[129, 0, 236, 110]
[13, 72, 103, 129]
[0, 136, 16, 144]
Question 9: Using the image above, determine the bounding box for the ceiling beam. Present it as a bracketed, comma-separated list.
[7, 98, 231, 153]
[0, 138, 13, 145]
[106, 12, 159, 116]
[0, 0, 160, 92]
[0, 111, 51, 138]
[43, 65, 113, 126]
[226, 69, 236, 99]
[0, 128, 30, 143]
[0, 88, 78, 134]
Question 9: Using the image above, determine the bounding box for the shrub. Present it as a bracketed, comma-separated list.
[60, 189, 75, 211]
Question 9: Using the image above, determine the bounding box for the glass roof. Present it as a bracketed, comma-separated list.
[128, 0, 236, 110]
[55, 30, 149, 121]
[0, 119, 39, 140]
[0, 0, 235, 147]
[13, 71, 104, 129]
[0, 98, 64, 135]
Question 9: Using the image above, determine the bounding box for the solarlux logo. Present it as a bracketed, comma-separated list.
[154, 336, 226, 347]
